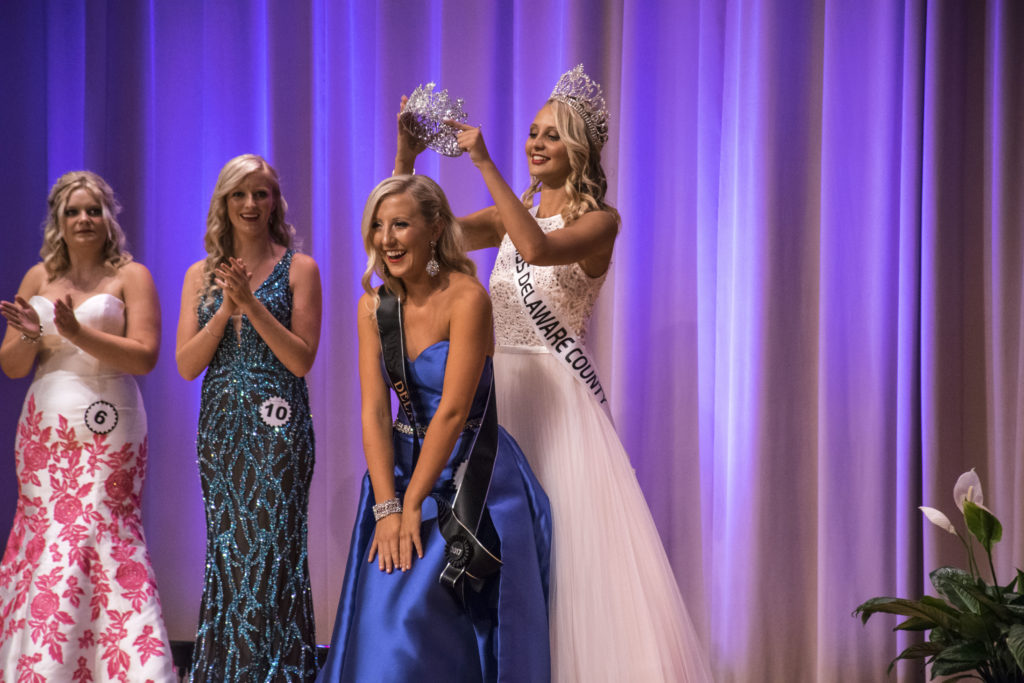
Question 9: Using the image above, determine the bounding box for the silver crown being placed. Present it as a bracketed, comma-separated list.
[401, 82, 468, 157]
[549, 64, 609, 149]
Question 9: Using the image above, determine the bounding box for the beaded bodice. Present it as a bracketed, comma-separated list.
[198, 250, 293, 375]
[489, 211, 607, 347]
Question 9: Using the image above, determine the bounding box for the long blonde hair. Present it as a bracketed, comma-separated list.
[201, 154, 294, 305]
[520, 99, 620, 226]
[361, 174, 475, 305]
[40, 171, 132, 280]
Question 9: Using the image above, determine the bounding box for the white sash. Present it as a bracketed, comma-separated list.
[512, 249, 611, 417]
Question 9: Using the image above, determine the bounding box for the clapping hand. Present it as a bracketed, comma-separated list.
[52, 295, 82, 339]
[215, 258, 254, 314]
[1, 296, 42, 340]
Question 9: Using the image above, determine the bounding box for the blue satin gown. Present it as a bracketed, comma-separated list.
[317, 343, 552, 682]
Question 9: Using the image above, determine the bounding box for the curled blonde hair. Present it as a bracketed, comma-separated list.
[201, 154, 294, 306]
[521, 99, 620, 226]
[361, 174, 475, 306]
[40, 171, 132, 280]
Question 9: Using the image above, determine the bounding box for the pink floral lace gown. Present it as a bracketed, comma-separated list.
[0, 294, 175, 682]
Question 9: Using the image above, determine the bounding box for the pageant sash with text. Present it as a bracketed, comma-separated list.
[375, 287, 501, 606]
[512, 250, 612, 418]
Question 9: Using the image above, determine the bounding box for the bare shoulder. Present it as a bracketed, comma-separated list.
[118, 261, 155, 285]
[446, 272, 491, 316]
[356, 291, 379, 322]
[20, 263, 48, 293]
[290, 252, 320, 274]
[179, 259, 208, 297]
[570, 208, 619, 237]
[184, 259, 207, 279]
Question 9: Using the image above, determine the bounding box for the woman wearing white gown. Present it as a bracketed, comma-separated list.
[396, 66, 714, 681]
[0, 171, 174, 682]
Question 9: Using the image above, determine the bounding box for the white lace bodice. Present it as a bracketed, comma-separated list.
[489, 211, 608, 347]
[30, 293, 127, 377]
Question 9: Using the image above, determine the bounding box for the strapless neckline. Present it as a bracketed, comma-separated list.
[30, 292, 125, 311]
[407, 339, 449, 364]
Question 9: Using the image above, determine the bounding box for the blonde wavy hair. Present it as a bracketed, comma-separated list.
[361, 174, 475, 306]
[200, 154, 294, 306]
[40, 171, 132, 280]
[521, 99, 621, 226]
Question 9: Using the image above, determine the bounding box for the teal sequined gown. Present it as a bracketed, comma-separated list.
[191, 250, 317, 682]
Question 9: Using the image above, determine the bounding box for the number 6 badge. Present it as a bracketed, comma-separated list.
[85, 400, 119, 435]
[260, 396, 292, 427]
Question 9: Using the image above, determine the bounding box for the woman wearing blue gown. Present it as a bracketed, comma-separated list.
[176, 154, 323, 681]
[317, 174, 551, 682]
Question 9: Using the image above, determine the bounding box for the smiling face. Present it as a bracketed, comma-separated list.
[371, 192, 438, 283]
[226, 172, 276, 238]
[60, 188, 107, 250]
[525, 103, 571, 185]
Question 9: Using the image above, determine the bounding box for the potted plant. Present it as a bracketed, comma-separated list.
[854, 469, 1024, 682]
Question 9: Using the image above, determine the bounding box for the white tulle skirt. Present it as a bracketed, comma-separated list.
[494, 346, 714, 683]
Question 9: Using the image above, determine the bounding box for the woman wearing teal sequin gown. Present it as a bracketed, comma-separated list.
[176, 154, 323, 682]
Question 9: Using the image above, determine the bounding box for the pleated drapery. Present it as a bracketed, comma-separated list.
[1, 2, 1022, 680]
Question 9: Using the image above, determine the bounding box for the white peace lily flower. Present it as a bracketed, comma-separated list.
[953, 468, 983, 512]
[919, 506, 957, 535]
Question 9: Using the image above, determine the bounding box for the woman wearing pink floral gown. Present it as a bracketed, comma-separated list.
[0, 171, 175, 682]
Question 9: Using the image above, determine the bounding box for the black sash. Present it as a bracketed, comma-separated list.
[375, 287, 502, 606]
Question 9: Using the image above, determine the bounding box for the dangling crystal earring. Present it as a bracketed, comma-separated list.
[426, 240, 440, 277]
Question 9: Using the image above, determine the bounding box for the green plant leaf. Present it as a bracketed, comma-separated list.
[895, 616, 935, 631]
[929, 627, 958, 648]
[931, 569, 1017, 623]
[959, 584, 1014, 622]
[886, 642, 944, 674]
[919, 594, 961, 614]
[932, 567, 982, 613]
[930, 640, 990, 676]
[853, 597, 956, 630]
[958, 612, 997, 641]
[895, 641, 944, 660]
[963, 500, 1002, 552]
[1007, 623, 1024, 673]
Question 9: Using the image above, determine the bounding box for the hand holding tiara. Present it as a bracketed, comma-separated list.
[446, 120, 490, 166]
[399, 83, 469, 158]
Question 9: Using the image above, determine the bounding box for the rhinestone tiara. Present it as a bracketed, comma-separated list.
[549, 64, 608, 149]
[400, 82, 468, 157]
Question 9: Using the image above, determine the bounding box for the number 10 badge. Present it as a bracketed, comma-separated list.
[260, 396, 292, 427]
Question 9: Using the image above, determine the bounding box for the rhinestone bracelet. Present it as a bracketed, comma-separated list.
[372, 497, 402, 521]
[20, 324, 42, 344]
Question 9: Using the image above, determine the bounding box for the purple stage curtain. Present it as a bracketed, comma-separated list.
[1, 1, 1022, 680]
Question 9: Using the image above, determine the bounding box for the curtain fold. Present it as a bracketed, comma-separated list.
[0, 2, 1021, 680]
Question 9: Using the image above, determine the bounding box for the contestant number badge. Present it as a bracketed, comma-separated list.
[260, 396, 292, 427]
[85, 401, 119, 435]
